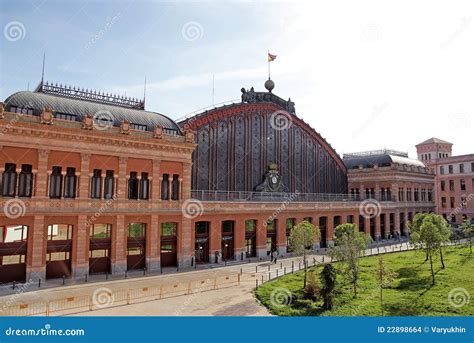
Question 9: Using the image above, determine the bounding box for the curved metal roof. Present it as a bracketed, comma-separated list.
[4, 91, 181, 133]
[344, 153, 426, 169]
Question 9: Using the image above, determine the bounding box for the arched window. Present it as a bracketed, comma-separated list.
[63, 167, 77, 199]
[161, 173, 169, 200]
[104, 170, 114, 199]
[91, 169, 102, 199]
[49, 166, 62, 199]
[139, 172, 149, 200]
[1, 163, 17, 197]
[171, 174, 179, 200]
[18, 164, 33, 197]
[128, 172, 139, 200]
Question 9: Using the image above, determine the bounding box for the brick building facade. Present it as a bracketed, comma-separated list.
[0, 80, 436, 284]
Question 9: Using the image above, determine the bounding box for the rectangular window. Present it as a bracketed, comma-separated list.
[47, 251, 70, 261]
[460, 179, 466, 191]
[128, 223, 145, 238]
[49, 166, 63, 199]
[89, 249, 109, 258]
[471, 162, 474, 172]
[450, 197, 455, 209]
[440, 166, 445, 175]
[47, 224, 72, 240]
[130, 123, 147, 131]
[18, 164, 33, 197]
[460, 164, 464, 173]
[440, 180, 445, 191]
[245, 220, 256, 232]
[63, 167, 77, 198]
[161, 222, 177, 237]
[441, 197, 446, 208]
[0, 225, 28, 243]
[55, 113, 77, 121]
[449, 180, 455, 191]
[91, 169, 102, 199]
[90, 224, 111, 239]
[2, 163, 17, 197]
[1, 254, 25, 265]
[448, 165, 453, 174]
[127, 247, 144, 256]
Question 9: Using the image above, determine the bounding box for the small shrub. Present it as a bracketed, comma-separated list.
[303, 271, 320, 300]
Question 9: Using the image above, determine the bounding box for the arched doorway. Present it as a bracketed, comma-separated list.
[0, 225, 28, 283]
[195, 221, 210, 263]
[46, 224, 72, 279]
[160, 222, 178, 267]
[127, 223, 146, 270]
[221, 220, 234, 261]
[89, 224, 111, 274]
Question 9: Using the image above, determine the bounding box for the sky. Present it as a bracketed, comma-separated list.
[1, 0, 473, 158]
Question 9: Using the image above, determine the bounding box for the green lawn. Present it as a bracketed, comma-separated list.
[255, 245, 473, 316]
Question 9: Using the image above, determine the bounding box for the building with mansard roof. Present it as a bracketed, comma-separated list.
[0, 78, 435, 284]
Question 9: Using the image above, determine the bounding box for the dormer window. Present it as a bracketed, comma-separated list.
[9, 106, 33, 115]
[130, 123, 147, 131]
[55, 112, 77, 121]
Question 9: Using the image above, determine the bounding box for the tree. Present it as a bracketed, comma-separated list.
[410, 213, 451, 285]
[289, 220, 320, 288]
[460, 218, 473, 254]
[374, 256, 397, 316]
[320, 263, 337, 310]
[329, 223, 372, 298]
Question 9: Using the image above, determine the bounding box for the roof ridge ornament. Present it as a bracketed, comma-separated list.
[37, 81, 145, 110]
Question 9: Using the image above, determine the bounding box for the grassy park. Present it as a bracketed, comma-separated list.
[255, 244, 473, 316]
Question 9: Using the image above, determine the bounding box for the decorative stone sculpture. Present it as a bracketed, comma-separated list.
[241, 87, 256, 103]
[153, 125, 163, 139]
[120, 120, 130, 134]
[185, 130, 195, 144]
[255, 163, 288, 192]
[40, 106, 54, 125]
[82, 114, 94, 130]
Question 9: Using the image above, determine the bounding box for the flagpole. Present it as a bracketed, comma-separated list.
[267, 50, 270, 79]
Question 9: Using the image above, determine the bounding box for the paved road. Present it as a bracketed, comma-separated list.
[0, 240, 417, 316]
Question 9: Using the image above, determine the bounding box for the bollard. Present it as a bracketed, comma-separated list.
[268, 264, 270, 271]
[280, 262, 282, 268]
[322, 256, 325, 263]
[268, 272, 271, 280]
[12, 281, 16, 290]
[292, 261, 294, 273]
[177, 265, 179, 272]
[85, 274, 88, 283]
[240, 267, 242, 275]
[284, 267, 286, 274]
[191, 257, 194, 267]
[299, 262, 301, 270]
[38, 279, 41, 288]
[125, 271, 128, 279]
[313, 257, 316, 265]
[256, 265, 258, 273]
[276, 269, 279, 277]
[143, 268, 146, 276]
[62, 275, 66, 285]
